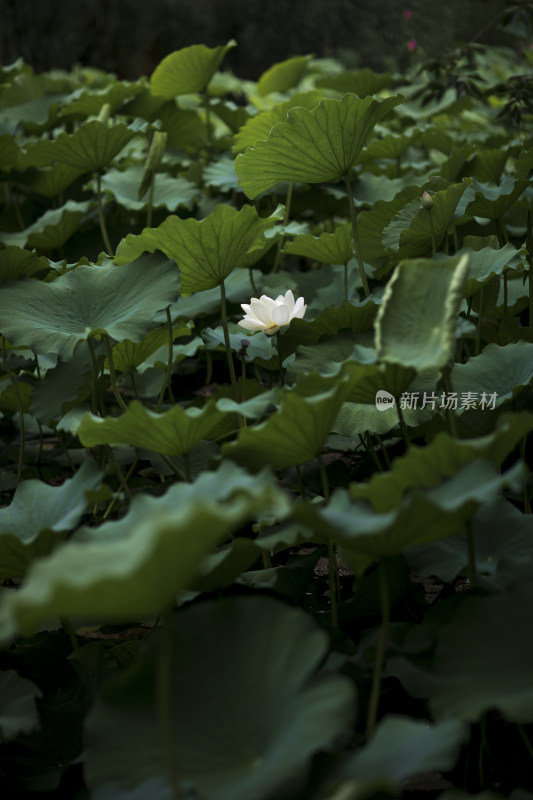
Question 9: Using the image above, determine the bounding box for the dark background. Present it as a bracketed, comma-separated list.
[0, 0, 524, 80]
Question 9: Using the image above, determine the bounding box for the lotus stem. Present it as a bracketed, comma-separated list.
[365, 562, 390, 741]
[442, 366, 458, 439]
[520, 437, 530, 514]
[219, 281, 239, 403]
[104, 334, 128, 413]
[157, 306, 175, 411]
[428, 211, 437, 255]
[466, 519, 477, 587]
[60, 616, 82, 660]
[96, 171, 114, 256]
[275, 332, 284, 386]
[262, 551, 272, 569]
[317, 453, 330, 501]
[518, 725, 533, 762]
[344, 173, 370, 298]
[396, 401, 411, 448]
[271, 181, 293, 274]
[2, 335, 24, 485]
[146, 173, 155, 228]
[475, 287, 483, 357]
[328, 539, 339, 629]
[343, 261, 349, 302]
[87, 337, 101, 416]
[295, 464, 307, 500]
[249, 267, 259, 296]
[374, 433, 391, 469]
[157, 608, 183, 800]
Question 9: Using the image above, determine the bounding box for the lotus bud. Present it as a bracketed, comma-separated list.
[421, 190, 434, 210]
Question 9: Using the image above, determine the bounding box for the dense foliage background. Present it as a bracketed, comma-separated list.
[0, 0, 525, 79]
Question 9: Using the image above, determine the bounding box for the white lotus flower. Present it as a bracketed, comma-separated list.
[238, 290, 307, 335]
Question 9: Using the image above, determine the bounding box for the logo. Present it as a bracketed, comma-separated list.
[375, 390, 396, 410]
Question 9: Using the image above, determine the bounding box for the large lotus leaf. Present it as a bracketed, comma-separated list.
[447, 241, 521, 297]
[288, 357, 415, 405]
[0, 247, 50, 283]
[465, 175, 530, 219]
[0, 465, 286, 639]
[235, 93, 405, 199]
[349, 412, 533, 512]
[333, 397, 435, 437]
[156, 104, 206, 152]
[23, 120, 136, 172]
[375, 255, 469, 372]
[0, 253, 179, 360]
[406, 498, 533, 588]
[84, 596, 354, 800]
[114, 204, 280, 293]
[467, 147, 508, 184]
[296, 459, 522, 562]
[382, 180, 471, 258]
[22, 162, 85, 198]
[256, 55, 312, 96]
[278, 299, 379, 363]
[30, 343, 102, 425]
[356, 185, 422, 269]
[359, 132, 416, 163]
[337, 716, 466, 785]
[78, 399, 225, 456]
[98, 164, 199, 212]
[451, 342, 533, 409]
[0, 461, 102, 579]
[429, 583, 533, 722]
[0, 671, 42, 741]
[0, 200, 89, 251]
[210, 100, 251, 134]
[202, 323, 277, 368]
[222, 374, 354, 470]
[232, 91, 324, 153]
[150, 41, 236, 98]
[59, 80, 144, 119]
[315, 68, 392, 97]
[284, 222, 353, 264]
[109, 322, 191, 373]
[203, 156, 240, 192]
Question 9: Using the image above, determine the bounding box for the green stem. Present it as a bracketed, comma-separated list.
[130, 372, 140, 401]
[275, 331, 284, 386]
[220, 281, 239, 402]
[146, 173, 155, 229]
[60, 616, 82, 660]
[160, 453, 186, 482]
[442, 366, 458, 438]
[106, 445, 133, 501]
[248, 267, 259, 296]
[374, 433, 391, 469]
[317, 454, 330, 502]
[157, 608, 182, 800]
[466, 519, 477, 587]
[104, 335, 128, 413]
[87, 337, 101, 416]
[157, 306, 174, 411]
[328, 539, 339, 629]
[503, 270, 508, 319]
[476, 287, 483, 357]
[396, 401, 411, 448]
[96, 172, 114, 256]
[428, 210, 437, 255]
[343, 261, 349, 302]
[344, 173, 370, 298]
[262, 551, 272, 569]
[2, 336, 24, 485]
[365, 562, 390, 742]
[295, 464, 307, 501]
[518, 724, 533, 762]
[271, 181, 293, 274]
[520, 437, 531, 514]
[203, 91, 212, 150]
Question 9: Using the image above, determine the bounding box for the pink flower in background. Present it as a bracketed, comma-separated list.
[407, 38, 417, 52]
[403, 9, 413, 19]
